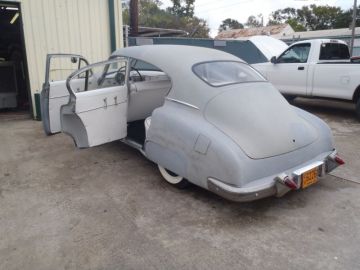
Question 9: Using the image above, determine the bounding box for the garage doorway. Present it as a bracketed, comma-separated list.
[0, 1, 31, 118]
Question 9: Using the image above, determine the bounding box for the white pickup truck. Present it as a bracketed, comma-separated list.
[252, 38, 360, 119]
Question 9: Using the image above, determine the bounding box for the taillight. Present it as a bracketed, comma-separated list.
[284, 177, 298, 190]
[334, 155, 345, 165]
[275, 173, 299, 190]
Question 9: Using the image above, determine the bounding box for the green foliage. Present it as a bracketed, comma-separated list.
[168, 0, 195, 17]
[123, 0, 209, 38]
[268, 4, 360, 31]
[219, 18, 244, 32]
[297, 5, 342, 30]
[245, 15, 263, 28]
[287, 19, 307, 32]
[333, 5, 360, 29]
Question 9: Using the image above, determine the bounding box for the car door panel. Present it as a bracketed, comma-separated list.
[41, 54, 89, 135]
[47, 78, 85, 134]
[267, 64, 309, 95]
[60, 58, 128, 148]
[267, 43, 311, 96]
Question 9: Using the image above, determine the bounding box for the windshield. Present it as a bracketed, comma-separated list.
[193, 61, 265, 87]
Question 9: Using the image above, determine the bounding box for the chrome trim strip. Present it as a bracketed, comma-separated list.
[207, 177, 277, 202]
[165, 97, 199, 110]
[208, 177, 274, 194]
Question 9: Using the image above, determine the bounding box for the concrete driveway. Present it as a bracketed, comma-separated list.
[0, 98, 359, 270]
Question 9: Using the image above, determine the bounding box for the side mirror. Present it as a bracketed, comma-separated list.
[270, 56, 277, 64]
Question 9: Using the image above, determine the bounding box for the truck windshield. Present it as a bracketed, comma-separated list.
[193, 61, 265, 87]
[319, 43, 350, 60]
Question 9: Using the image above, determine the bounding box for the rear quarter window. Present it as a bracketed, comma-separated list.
[193, 61, 265, 87]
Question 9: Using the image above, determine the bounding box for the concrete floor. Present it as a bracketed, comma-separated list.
[0, 99, 359, 270]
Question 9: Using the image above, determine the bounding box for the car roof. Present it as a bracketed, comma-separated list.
[113, 45, 244, 68]
[112, 45, 246, 109]
[293, 39, 348, 46]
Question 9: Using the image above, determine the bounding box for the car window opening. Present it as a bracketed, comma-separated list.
[319, 43, 350, 61]
[193, 61, 265, 87]
[277, 43, 311, 64]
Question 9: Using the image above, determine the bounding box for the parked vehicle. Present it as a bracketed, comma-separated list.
[252, 38, 360, 119]
[41, 45, 344, 202]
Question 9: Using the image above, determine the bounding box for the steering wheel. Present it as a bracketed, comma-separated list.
[114, 66, 126, 85]
[115, 71, 126, 85]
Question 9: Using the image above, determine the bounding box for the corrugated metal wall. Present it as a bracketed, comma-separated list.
[19, 0, 123, 115]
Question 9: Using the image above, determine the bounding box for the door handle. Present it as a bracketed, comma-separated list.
[298, 66, 305, 70]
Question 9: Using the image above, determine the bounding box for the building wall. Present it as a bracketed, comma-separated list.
[19, 0, 123, 116]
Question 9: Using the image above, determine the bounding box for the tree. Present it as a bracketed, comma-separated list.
[333, 5, 360, 29]
[297, 4, 343, 30]
[270, 7, 297, 22]
[267, 4, 358, 32]
[218, 18, 244, 32]
[245, 14, 263, 28]
[168, 0, 195, 17]
[286, 19, 307, 32]
[268, 8, 306, 31]
[122, 0, 210, 38]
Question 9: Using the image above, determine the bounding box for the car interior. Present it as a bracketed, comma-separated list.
[67, 58, 172, 146]
[126, 59, 171, 145]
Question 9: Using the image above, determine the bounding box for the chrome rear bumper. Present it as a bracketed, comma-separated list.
[207, 150, 343, 202]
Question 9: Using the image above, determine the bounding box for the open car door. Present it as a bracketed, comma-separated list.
[41, 54, 89, 135]
[60, 58, 128, 148]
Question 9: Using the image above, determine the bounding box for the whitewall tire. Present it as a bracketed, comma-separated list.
[158, 165, 190, 188]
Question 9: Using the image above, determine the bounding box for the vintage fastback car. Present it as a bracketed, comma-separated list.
[41, 45, 344, 202]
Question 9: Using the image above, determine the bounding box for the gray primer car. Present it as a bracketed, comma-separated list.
[41, 45, 344, 202]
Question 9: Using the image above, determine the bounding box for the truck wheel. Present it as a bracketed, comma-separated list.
[356, 98, 360, 121]
[158, 165, 190, 189]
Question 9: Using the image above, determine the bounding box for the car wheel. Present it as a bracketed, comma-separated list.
[356, 98, 360, 121]
[158, 165, 190, 189]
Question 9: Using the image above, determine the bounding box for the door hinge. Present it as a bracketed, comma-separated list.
[114, 96, 118, 105]
[103, 97, 108, 108]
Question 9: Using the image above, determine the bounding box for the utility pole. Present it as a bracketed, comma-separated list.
[130, 0, 139, 36]
[350, 0, 358, 56]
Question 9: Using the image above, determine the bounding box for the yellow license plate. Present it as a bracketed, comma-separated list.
[302, 168, 318, 189]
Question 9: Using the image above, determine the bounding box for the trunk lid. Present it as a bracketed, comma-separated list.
[204, 83, 318, 159]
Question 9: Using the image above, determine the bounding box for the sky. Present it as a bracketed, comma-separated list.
[160, 0, 355, 37]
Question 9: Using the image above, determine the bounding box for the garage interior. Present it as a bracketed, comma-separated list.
[0, 1, 30, 115]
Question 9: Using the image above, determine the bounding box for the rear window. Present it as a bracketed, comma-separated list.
[193, 61, 265, 87]
[319, 43, 350, 60]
